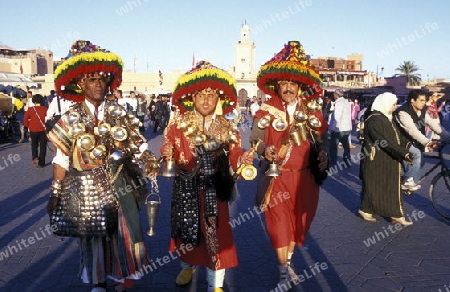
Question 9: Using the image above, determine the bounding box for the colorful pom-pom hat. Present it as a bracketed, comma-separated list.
[172, 60, 237, 115]
[257, 41, 323, 100]
[54, 40, 124, 102]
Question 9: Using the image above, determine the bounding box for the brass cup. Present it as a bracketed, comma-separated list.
[76, 133, 95, 152]
[111, 126, 128, 141]
[204, 138, 219, 151]
[68, 123, 86, 138]
[293, 110, 308, 123]
[257, 116, 271, 129]
[241, 165, 257, 180]
[307, 99, 322, 112]
[94, 123, 111, 136]
[308, 115, 322, 130]
[90, 145, 107, 159]
[67, 112, 81, 125]
[272, 118, 287, 131]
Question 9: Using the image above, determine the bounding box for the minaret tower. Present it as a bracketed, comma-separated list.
[234, 22, 256, 79]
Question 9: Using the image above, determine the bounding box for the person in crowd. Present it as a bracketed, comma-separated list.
[358, 92, 414, 226]
[136, 93, 147, 133]
[249, 96, 260, 117]
[160, 61, 255, 292]
[425, 91, 446, 139]
[46, 40, 160, 292]
[46, 90, 57, 106]
[127, 91, 138, 116]
[349, 99, 360, 148]
[245, 96, 252, 115]
[249, 41, 328, 289]
[394, 89, 450, 192]
[328, 90, 353, 167]
[23, 90, 34, 111]
[45, 92, 75, 123]
[23, 94, 48, 168]
[153, 94, 170, 133]
[113, 89, 132, 113]
[148, 94, 157, 126]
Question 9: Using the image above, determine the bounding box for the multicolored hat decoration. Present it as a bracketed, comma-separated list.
[172, 60, 237, 115]
[54, 40, 123, 102]
[257, 41, 323, 100]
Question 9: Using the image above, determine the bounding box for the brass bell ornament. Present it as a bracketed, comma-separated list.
[160, 158, 177, 177]
[265, 159, 281, 177]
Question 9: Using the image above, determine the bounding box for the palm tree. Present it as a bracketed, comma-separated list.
[395, 61, 422, 86]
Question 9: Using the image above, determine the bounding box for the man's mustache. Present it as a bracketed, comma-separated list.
[283, 90, 295, 94]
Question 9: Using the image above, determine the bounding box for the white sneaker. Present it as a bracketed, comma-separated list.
[401, 177, 421, 192]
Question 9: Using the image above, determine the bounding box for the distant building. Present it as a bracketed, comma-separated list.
[0, 44, 53, 76]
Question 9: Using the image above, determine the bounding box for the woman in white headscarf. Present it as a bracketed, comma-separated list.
[358, 92, 414, 226]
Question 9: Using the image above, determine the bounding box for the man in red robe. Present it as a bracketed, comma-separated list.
[161, 61, 255, 292]
[249, 41, 329, 289]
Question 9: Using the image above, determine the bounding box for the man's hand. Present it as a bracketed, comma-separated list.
[240, 148, 256, 165]
[264, 145, 277, 161]
[405, 153, 414, 165]
[426, 140, 439, 152]
[47, 197, 59, 216]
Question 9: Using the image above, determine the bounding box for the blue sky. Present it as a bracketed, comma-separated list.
[1, 0, 449, 80]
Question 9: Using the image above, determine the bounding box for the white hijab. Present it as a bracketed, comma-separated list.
[371, 92, 398, 120]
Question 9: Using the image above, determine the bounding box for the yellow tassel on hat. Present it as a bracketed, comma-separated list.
[214, 99, 223, 116]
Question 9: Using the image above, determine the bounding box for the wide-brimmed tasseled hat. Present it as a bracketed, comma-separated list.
[172, 60, 237, 115]
[54, 40, 123, 102]
[257, 41, 323, 100]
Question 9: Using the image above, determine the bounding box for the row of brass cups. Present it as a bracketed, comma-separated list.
[177, 121, 240, 151]
[258, 111, 321, 130]
[65, 106, 141, 160]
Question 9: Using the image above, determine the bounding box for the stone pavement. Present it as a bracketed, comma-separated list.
[0, 117, 449, 292]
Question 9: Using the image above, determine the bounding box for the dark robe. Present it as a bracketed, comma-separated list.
[360, 111, 409, 218]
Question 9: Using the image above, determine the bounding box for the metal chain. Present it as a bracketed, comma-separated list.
[149, 174, 159, 195]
